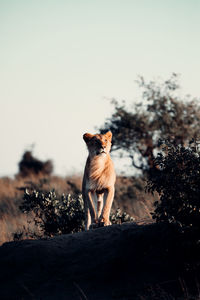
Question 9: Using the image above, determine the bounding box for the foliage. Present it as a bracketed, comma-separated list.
[18, 151, 53, 177]
[110, 208, 135, 224]
[99, 74, 200, 175]
[147, 140, 200, 234]
[20, 189, 85, 237]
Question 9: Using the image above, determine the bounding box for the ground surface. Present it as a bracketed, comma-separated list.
[0, 222, 189, 299]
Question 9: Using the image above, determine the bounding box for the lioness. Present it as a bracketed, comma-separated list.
[82, 131, 116, 230]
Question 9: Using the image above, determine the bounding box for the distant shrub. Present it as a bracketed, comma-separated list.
[147, 140, 200, 235]
[20, 189, 85, 237]
[18, 151, 53, 177]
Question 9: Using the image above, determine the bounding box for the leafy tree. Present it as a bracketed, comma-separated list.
[99, 74, 200, 175]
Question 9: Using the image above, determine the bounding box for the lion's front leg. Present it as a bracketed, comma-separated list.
[87, 190, 98, 225]
[100, 187, 115, 226]
[84, 205, 91, 230]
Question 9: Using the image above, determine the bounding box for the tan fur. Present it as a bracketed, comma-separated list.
[82, 131, 116, 230]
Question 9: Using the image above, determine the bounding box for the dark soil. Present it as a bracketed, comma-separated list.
[0, 222, 198, 299]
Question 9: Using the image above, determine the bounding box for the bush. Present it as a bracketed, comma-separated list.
[20, 189, 85, 237]
[110, 208, 135, 224]
[147, 140, 200, 234]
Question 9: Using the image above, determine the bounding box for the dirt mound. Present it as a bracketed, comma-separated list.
[0, 222, 188, 299]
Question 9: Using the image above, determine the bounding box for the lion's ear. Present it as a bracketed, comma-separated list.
[105, 131, 112, 141]
[83, 133, 94, 143]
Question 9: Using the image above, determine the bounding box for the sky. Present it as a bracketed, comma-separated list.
[0, 0, 200, 176]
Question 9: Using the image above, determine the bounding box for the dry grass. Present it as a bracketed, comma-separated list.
[0, 214, 28, 245]
[113, 176, 157, 220]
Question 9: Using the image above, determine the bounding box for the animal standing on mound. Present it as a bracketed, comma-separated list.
[82, 131, 116, 230]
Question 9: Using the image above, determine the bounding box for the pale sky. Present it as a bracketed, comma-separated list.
[1, 0, 200, 176]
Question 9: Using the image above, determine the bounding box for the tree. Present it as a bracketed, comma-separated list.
[99, 74, 200, 175]
[18, 151, 53, 177]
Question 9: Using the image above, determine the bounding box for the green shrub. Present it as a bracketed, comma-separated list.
[147, 140, 200, 235]
[20, 189, 85, 237]
[110, 208, 135, 224]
